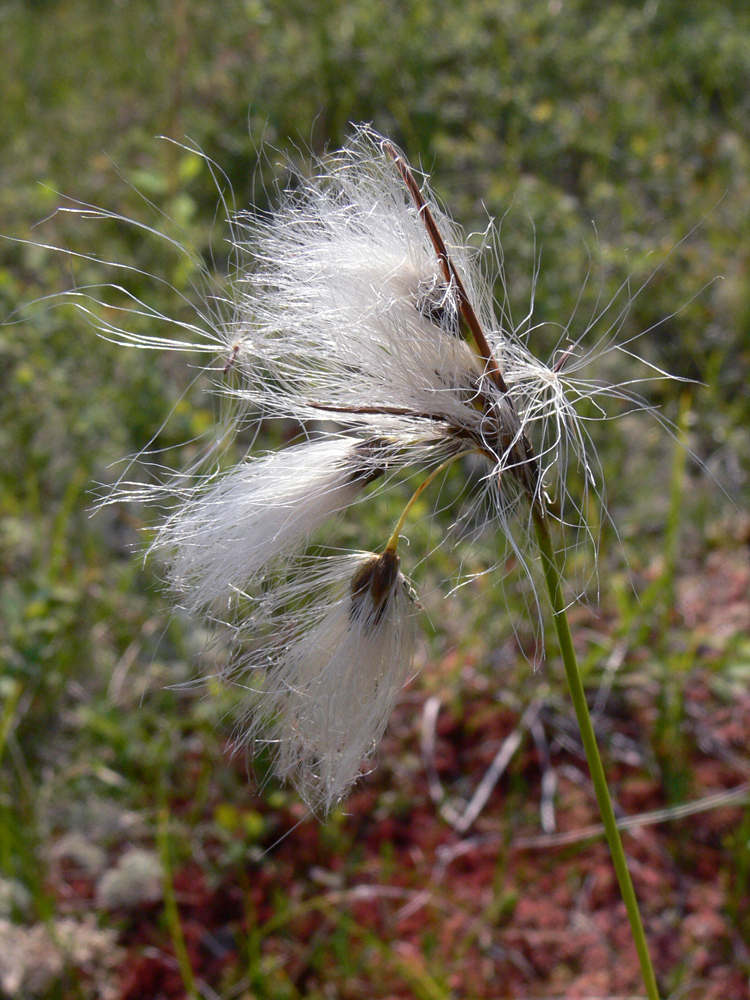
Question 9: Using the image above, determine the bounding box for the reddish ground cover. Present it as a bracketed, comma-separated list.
[47, 550, 750, 999]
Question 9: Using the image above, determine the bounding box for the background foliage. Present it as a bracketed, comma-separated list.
[1, 0, 749, 997]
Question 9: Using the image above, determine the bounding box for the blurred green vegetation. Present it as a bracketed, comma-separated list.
[1, 0, 749, 997]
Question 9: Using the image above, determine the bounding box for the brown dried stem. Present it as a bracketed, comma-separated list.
[382, 140, 540, 501]
[382, 140, 509, 395]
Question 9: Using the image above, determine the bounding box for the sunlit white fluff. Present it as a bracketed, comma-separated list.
[232, 550, 418, 814]
[155, 436, 378, 613]
[21, 126, 681, 813]
[231, 136, 492, 428]
[229, 132, 585, 523]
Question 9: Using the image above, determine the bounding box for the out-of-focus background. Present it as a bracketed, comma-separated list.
[1, 1, 749, 997]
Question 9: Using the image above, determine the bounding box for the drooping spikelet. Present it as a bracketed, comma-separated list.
[232, 550, 418, 814]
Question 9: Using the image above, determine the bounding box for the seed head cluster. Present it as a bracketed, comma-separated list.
[66, 126, 668, 813]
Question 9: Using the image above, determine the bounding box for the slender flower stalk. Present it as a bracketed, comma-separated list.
[533, 510, 660, 1000]
[382, 138, 660, 997]
[384, 141, 660, 997]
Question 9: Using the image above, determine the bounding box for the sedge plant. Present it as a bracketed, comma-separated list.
[35, 127, 672, 995]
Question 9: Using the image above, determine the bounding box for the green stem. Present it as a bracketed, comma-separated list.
[157, 807, 199, 1000]
[533, 507, 660, 1000]
[384, 450, 474, 553]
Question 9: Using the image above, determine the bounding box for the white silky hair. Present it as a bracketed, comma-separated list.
[230, 131, 499, 430]
[226, 129, 604, 536]
[155, 436, 373, 614]
[20, 125, 685, 813]
[231, 552, 418, 814]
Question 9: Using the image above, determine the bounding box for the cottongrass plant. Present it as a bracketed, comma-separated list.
[39, 126, 670, 995]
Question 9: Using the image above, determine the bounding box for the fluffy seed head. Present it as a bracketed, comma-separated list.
[27, 125, 681, 812]
[233, 551, 418, 814]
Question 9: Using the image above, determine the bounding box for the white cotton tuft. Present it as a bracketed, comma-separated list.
[232, 128, 492, 433]
[233, 550, 418, 815]
[157, 437, 381, 613]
